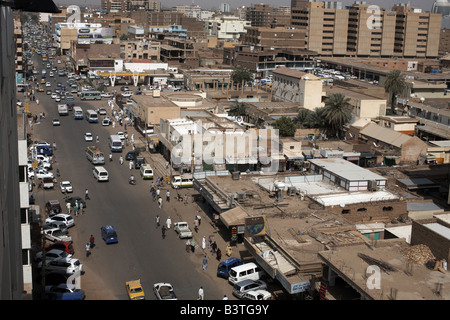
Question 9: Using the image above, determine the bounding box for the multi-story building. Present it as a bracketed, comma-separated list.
[120, 39, 160, 61]
[204, 16, 251, 41]
[241, 26, 307, 50]
[291, 1, 442, 58]
[245, 4, 274, 27]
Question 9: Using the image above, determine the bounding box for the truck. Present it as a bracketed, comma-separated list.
[42, 177, 54, 189]
[58, 104, 68, 116]
[173, 222, 193, 239]
[42, 227, 72, 243]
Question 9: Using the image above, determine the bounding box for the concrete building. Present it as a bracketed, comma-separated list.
[203, 16, 251, 41]
[272, 67, 324, 111]
[241, 26, 307, 50]
[291, 1, 442, 58]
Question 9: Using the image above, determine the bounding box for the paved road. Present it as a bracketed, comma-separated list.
[30, 60, 233, 300]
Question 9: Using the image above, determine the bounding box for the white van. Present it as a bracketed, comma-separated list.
[93, 166, 109, 182]
[108, 135, 122, 152]
[228, 262, 264, 285]
[140, 164, 154, 180]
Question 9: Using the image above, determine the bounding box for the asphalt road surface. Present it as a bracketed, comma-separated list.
[30, 59, 226, 300]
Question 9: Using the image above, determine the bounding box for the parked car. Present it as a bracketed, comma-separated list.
[101, 225, 118, 244]
[29, 168, 54, 180]
[46, 213, 75, 228]
[43, 221, 68, 234]
[60, 181, 73, 193]
[45, 284, 85, 300]
[153, 283, 177, 300]
[45, 241, 74, 255]
[34, 249, 72, 263]
[43, 257, 83, 275]
[45, 200, 61, 215]
[232, 279, 267, 299]
[241, 289, 272, 300]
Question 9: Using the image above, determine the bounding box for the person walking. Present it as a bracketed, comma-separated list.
[211, 241, 217, 254]
[166, 190, 170, 202]
[161, 225, 166, 239]
[202, 236, 206, 250]
[129, 160, 133, 170]
[74, 204, 78, 217]
[185, 239, 191, 253]
[197, 287, 204, 300]
[190, 238, 196, 253]
[166, 216, 172, 229]
[79, 201, 84, 215]
[216, 248, 222, 261]
[89, 235, 95, 249]
[184, 194, 189, 205]
[66, 202, 71, 214]
[85, 243, 90, 257]
[202, 255, 208, 270]
[152, 188, 156, 201]
[158, 197, 163, 209]
[85, 188, 90, 200]
[155, 215, 160, 228]
[119, 156, 123, 165]
[96, 135, 99, 143]
[194, 217, 199, 233]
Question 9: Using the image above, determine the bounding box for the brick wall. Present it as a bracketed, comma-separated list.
[410, 218, 450, 262]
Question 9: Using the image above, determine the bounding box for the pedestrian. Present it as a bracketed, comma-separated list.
[184, 194, 188, 205]
[166, 216, 171, 229]
[74, 204, 78, 217]
[152, 188, 156, 201]
[166, 190, 170, 202]
[211, 241, 217, 254]
[79, 201, 83, 215]
[161, 225, 166, 239]
[129, 160, 133, 170]
[89, 235, 95, 248]
[85, 243, 90, 257]
[53, 141, 57, 151]
[96, 135, 99, 143]
[226, 244, 232, 257]
[197, 215, 202, 226]
[156, 177, 160, 187]
[131, 134, 134, 143]
[158, 197, 162, 209]
[202, 255, 208, 270]
[155, 215, 160, 228]
[119, 156, 123, 165]
[66, 202, 71, 214]
[190, 238, 196, 253]
[85, 188, 90, 200]
[216, 248, 222, 261]
[112, 120, 116, 128]
[109, 153, 112, 162]
[186, 239, 191, 253]
[202, 236, 206, 250]
[156, 189, 160, 198]
[194, 218, 199, 233]
[223, 295, 228, 300]
[198, 287, 204, 300]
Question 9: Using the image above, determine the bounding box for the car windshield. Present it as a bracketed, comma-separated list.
[107, 232, 117, 237]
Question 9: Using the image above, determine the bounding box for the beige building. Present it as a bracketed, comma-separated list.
[291, 2, 442, 58]
[272, 67, 323, 111]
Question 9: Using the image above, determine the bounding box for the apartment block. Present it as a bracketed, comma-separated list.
[291, 2, 442, 58]
[241, 27, 307, 50]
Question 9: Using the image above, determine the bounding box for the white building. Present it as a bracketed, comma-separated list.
[204, 16, 251, 41]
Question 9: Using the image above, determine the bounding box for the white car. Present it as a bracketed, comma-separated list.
[153, 283, 177, 300]
[35, 154, 52, 163]
[51, 93, 57, 99]
[52, 118, 60, 126]
[45, 213, 75, 228]
[46, 82, 51, 87]
[35, 249, 72, 263]
[55, 95, 61, 102]
[29, 168, 54, 179]
[117, 132, 125, 140]
[101, 92, 112, 98]
[42, 257, 83, 275]
[60, 181, 73, 193]
[84, 132, 93, 141]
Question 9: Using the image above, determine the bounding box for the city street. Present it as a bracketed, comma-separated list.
[28, 59, 235, 300]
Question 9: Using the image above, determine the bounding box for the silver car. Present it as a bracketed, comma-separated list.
[232, 279, 267, 299]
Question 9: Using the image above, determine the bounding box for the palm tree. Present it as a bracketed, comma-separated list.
[228, 102, 248, 121]
[384, 70, 406, 115]
[322, 93, 352, 139]
[294, 109, 314, 128]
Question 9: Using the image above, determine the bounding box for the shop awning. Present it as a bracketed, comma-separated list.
[220, 206, 249, 228]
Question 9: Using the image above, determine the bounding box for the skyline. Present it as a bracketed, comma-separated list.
[53, 0, 438, 12]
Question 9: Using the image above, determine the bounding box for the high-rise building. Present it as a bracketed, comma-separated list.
[291, 1, 442, 58]
[432, 0, 450, 16]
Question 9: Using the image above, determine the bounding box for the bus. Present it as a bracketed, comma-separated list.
[171, 174, 193, 189]
[80, 91, 101, 101]
[73, 106, 83, 119]
[108, 135, 122, 152]
[85, 109, 98, 123]
[86, 146, 105, 165]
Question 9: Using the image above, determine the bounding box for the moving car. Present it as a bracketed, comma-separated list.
[101, 225, 118, 244]
[60, 181, 73, 193]
[153, 283, 177, 300]
[125, 151, 137, 161]
[45, 284, 85, 300]
[84, 132, 93, 141]
[52, 118, 60, 126]
[173, 222, 193, 239]
[97, 107, 107, 115]
[126, 280, 145, 300]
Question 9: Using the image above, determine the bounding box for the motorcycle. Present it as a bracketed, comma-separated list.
[129, 176, 136, 185]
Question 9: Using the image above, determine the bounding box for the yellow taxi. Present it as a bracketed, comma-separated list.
[125, 280, 145, 300]
[41, 79, 46, 84]
[37, 86, 44, 92]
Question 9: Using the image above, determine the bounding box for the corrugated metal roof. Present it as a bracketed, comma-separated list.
[360, 123, 412, 148]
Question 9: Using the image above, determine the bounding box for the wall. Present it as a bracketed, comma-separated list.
[410, 218, 450, 262]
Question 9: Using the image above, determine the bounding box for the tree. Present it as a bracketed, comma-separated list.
[120, 34, 128, 41]
[272, 116, 296, 137]
[228, 102, 248, 120]
[231, 66, 253, 84]
[383, 70, 406, 114]
[294, 109, 314, 128]
[322, 93, 352, 139]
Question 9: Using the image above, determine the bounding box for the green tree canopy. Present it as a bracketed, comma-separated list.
[273, 116, 296, 137]
[322, 93, 352, 139]
[294, 109, 314, 128]
[231, 66, 253, 84]
[383, 70, 406, 114]
[228, 102, 248, 119]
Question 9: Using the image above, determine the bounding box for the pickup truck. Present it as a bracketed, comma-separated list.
[42, 227, 72, 243]
[173, 222, 193, 239]
[43, 177, 54, 189]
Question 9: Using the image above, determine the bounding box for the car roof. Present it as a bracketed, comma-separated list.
[102, 225, 115, 231]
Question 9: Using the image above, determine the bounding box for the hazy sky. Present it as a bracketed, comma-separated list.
[54, 0, 437, 12]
